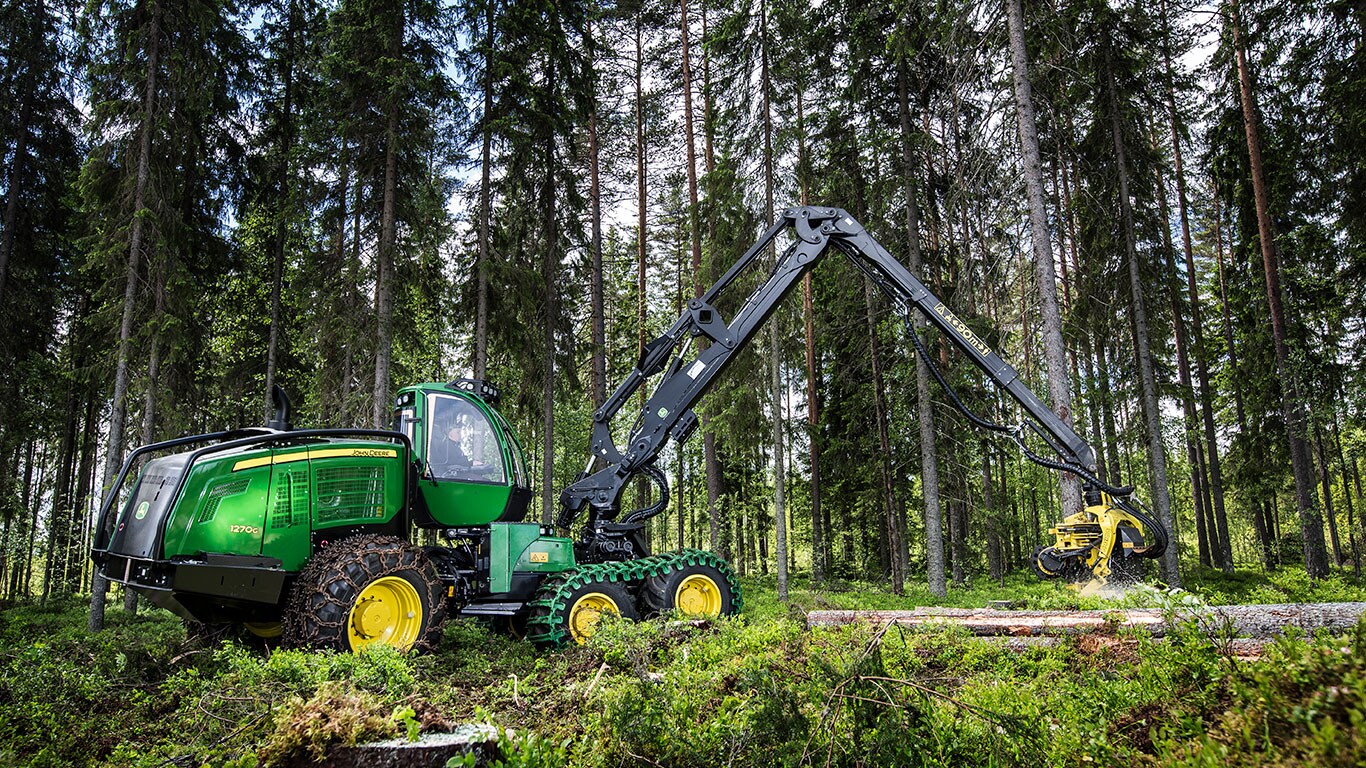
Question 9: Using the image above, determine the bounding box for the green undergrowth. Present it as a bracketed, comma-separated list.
[0, 571, 1362, 767]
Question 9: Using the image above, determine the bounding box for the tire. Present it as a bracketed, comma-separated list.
[527, 576, 638, 648]
[641, 560, 737, 618]
[282, 534, 447, 652]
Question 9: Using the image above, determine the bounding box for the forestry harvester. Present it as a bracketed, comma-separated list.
[92, 206, 1166, 652]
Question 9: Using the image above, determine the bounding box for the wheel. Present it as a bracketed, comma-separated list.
[641, 557, 738, 618]
[526, 576, 638, 648]
[282, 534, 447, 652]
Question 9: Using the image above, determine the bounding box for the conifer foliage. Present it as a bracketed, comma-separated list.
[0, 0, 1361, 607]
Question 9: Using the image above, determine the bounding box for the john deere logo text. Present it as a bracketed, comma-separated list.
[134, 501, 150, 520]
[933, 303, 992, 358]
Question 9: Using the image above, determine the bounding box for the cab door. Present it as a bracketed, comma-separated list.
[261, 459, 312, 570]
[415, 392, 515, 526]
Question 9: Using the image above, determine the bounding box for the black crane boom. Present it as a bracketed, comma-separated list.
[559, 206, 1164, 581]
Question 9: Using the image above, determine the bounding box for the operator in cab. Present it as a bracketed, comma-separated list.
[431, 403, 474, 478]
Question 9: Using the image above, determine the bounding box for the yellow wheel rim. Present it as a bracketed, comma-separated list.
[243, 621, 282, 639]
[674, 574, 723, 617]
[568, 592, 620, 645]
[347, 576, 424, 651]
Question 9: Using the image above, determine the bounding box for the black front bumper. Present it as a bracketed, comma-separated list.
[100, 553, 288, 624]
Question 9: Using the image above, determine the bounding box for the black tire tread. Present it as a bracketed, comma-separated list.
[282, 534, 446, 652]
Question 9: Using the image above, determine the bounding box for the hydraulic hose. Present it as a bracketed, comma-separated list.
[899, 311, 1167, 557]
[622, 462, 671, 524]
[901, 312, 1012, 435]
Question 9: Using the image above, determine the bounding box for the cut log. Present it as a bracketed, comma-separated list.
[300, 725, 507, 768]
[805, 602, 1366, 638]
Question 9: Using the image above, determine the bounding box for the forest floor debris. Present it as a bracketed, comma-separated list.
[3, 568, 1365, 767]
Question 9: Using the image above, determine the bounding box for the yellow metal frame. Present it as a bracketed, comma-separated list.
[1045, 493, 1145, 587]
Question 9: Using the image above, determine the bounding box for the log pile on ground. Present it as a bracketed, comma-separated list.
[806, 602, 1366, 639]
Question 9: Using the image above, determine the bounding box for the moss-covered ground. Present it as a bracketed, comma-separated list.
[2, 568, 1364, 767]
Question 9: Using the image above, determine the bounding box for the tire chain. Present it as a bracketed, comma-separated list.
[282, 534, 447, 652]
[524, 548, 741, 648]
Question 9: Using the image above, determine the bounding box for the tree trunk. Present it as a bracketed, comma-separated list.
[540, 53, 559, 526]
[700, 2, 715, 176]
[1229, 0, 1329, 578]
[679, 0, 720, 555]
[332, 151, 352, 422]
[758, 0, 788, 600]
[1005, 0, 1081, 518]
[92, 0, 161, 632]
[806, 603, 1366, 637]
[633, 18, 649, 505]
[372, 8, 403, 429]
[1332, 418, 1361, 576]
[901, 63, 945, 597]
[1315, 425, 1344, 567]
[0, 74, 32, 303]
[797, 86, 824, 583]
[126, 257, 166, 613]
[588, 19, 605, 410]
[473, 1, 493, 381]
[1157, 173, 1213, 569]
[1214, 188, 1278, 571]
[0, 508, 11, 600]
[1096, 340, 1123, 488]
[22, 443, 41, 599]
[72, 389, 99, 593]
[1104, 36, 1180, 587]
[1211, 190, 1248, 429]
[263, 0, 296, 418]
[1159, 0, 1233, 573]
[44, 376, 81, 603]
[864, 278, 902, 594]
[985, 442, 1002, 586]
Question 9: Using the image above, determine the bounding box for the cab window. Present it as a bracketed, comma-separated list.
[492, 409, 528, 488]
[426, 394, 507, 484]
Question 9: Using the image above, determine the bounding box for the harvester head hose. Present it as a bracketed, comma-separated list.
[903, 310, 1147, 501]
[902, 314, 1012, 435]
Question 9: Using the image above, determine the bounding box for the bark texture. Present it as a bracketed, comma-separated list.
[807, 602, 1366, 637]
[1005, 0, 1081, 518]
[91, 0, 162, 632]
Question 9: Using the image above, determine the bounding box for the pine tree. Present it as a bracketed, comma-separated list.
[1227, 0, 1329, 578]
